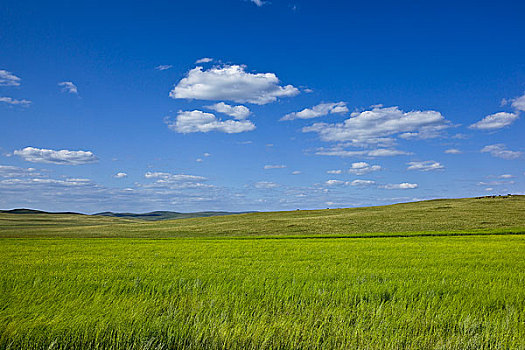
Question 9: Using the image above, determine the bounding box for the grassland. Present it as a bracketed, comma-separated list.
[0, 196, 524, 349]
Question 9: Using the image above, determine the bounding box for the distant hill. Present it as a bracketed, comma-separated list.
[93, 210, 255, 221]
[0, 208, 254, 221]
[0, 208, 82, 215]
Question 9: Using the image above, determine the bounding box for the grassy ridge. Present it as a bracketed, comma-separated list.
[1, 196, 524, 238]
[1, 235, 524, 349]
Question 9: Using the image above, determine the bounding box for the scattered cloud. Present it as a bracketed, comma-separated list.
[381, 183, 418, 190]
[206, 102, 251, 119]
[303, 105, 450, 146]
[254, 181, 279, 189]
[469, 112, 518, 130]
[250, 0, 267, 7]
[0, 97, 31, 106]
[155, 65, 173, 71]
[291, 171, 301, 175]
[0, 70, 21, 86]
[325, 179, 345, 186]
[58, 81, 78, 94]
[143, 171, 211, 189]
[13, 147, 98, 165]
[445, 148, 462, 154]
[170, 64, 299, 104]
[407, 161, 444, 171]
[498, 174, 514, 179]
[281, 102, 348, 121]
[349, 179, 375, 186]
[510, 92, 525, 111]
[0, 165, 40, 178]
[348, 162, 381, 175]
[327, 170, 342, 174]
[165, 110, 255, 134]
[114, 172, 127, 178]
[481, 144, 522, 160]
[315, 146, 411, 158]
[195, 58, 213, 64]
[264, 164, 286, 169]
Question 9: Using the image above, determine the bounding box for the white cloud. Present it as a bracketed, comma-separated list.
[315, 147, 411, 158]
[204, 152, 211, 157]
[382, 183, 418, 190]
[13, 147, 98, 165]
[481, 144, 522, 160]
[469, 112, 518, 130]
[264, 165, 286, 169]
[165, 110, 255, 134]
[143, 171, 211, 189]
[254, 181, 279, 189]
[407, 161, 444, 171]
[206, 102, 251, 119]
[348, 162, 381, 175]
[155, 65, 173, 71]
[349, 179, 375, 186]
[499, 174, 514, 179]
[170, 65, 299, 105]
[196, 158, 203, 162]
[58, 81, 78, 94]
[445, 148, 462, 154]
[0, 70, 21, 86]
[303, 106, 450, 145]
[0, 96, 31, 106]
[281, 102, 348, 121]
[327, 170, 342, 174]
[195, 58, 213, 64]
[251, 0, 267, 6]
[511, 92, 525, 111]
[114, 172, 127, 178]
[0, 165, 40, 178]
[325, 179, 345, 186]
[291, 171, 301, 175]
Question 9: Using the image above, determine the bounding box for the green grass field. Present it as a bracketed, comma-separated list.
[1, 196, 524, 349]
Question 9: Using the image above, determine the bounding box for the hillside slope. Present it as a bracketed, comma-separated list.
[0, 196, 524, 238]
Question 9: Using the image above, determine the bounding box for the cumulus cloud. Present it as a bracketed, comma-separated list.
[281, 102, 348, 121]
[170, 65, 299, 104]
[0, 97, 31, 106]
[469, 112, 518, 130]
[13, 147, 98, 165]
[481, 144, 522, 160]
[264, 165, 286, 169]
[382, 183, 418, 190]
[348, 162, 381, 175]
[407, 161, 444, 171]
[0, 70, 21, 86]
[143, 171, 211, 189]
[303, 106, 450, 145]
[114, 172, 127, 178]
[325, 179, 345, 186]
[206, 102, 251, 119]
[510, 92, 525, 111]
[445, 148, 462, 154]
[349, 179, 375, 186]
[254, 181, 279, 189]
[327, 170, 342, 174]
[58, 81, 78, 94]
[315, 147, 411, 158]
[155, 65, 173, 71]
[0, 165, 40, 178]
[195, 58, 213, 64]
[291, 171, 301, 175]
[165, 110, 255, 134]
[251, 0, 266, 6]
[498, 174, 514, 179]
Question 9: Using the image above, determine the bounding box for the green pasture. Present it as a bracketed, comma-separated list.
[0, 196, 524, 349]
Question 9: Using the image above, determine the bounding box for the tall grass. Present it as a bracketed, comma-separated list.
[1, 235, 524, 349]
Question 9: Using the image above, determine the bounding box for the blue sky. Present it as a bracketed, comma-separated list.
[1, 0, 524, 213]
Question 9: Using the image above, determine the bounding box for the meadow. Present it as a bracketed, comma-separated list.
[0, 196, 524, 349]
